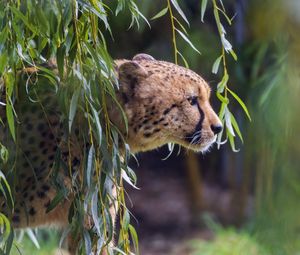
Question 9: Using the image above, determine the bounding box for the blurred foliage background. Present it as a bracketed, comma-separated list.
[1, 0, 300, 254]
[109, 0, 300, 254]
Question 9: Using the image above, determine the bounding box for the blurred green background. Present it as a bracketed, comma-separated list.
[10, 0, 300, 254]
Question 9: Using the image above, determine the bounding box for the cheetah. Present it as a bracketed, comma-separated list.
[0, 53, 222, 253]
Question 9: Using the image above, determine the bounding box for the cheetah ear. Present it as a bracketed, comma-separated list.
[132, 53, 155, 61]
[118, 61, 148, 98]
[118, 61, 148, 80]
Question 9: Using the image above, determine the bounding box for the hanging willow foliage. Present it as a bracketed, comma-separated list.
[0, 1, 139, 254]
[0, 0, 248, 254]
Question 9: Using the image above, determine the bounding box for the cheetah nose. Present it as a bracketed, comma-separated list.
[211, 124, 223, 135]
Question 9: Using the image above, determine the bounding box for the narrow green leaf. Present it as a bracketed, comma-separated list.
[46, 189, 66, 213]
[83, 230, 92, 255]
[212, 55, 222, 74]
[6, 99, 15, 142]
[0, 53, 8, 75]
[56, 45, 65, 79]
[230, 112, 244, 143]
[217, 72, 229, 93]
[229, 49, 238, 61]
[216, 92, 229, 104]
[104, 206, 114, 244]
[228, 131, 239, 152]
[0, 144, 8, 163]
[224, 107, 235, 137]
[175, 29, 200, 54]
[129, 224, 139, 255]
[177, 51, 189, 68]
[227, 87, 251, 121]
[26, 229, 40, 249]
[86, 145, 95, 188]
[170, 0, 189, 25]
[10, 6, 38, 34]
[0, 213, 11, 239]
[122, 208, 130, 231]
[201, 0, 208, 22]
[91, 106, 102, 144]
[0, 171, 13, 210]
[218, 102, 227, 119]
[91, 189, 101, 236]
[68, 87, 80, 132]
[216, 6, 232, 25]
[151, 7, 168, 20]
[122, 169, 139, 190]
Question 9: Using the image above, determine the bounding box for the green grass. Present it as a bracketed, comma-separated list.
[10, 230, 61, 255]
[190, 227, 270, 255]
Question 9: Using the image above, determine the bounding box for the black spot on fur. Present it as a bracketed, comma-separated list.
[29, 207, 36, 216]
[153, 128, 161, 133]
[72, 158, 80, 166]
[37, 191, 46, 198]
[121, 93, 129, 104]
[22, 186, 29, 192]
[29, 195, 34, 202]
[39, 141, 45, 148]
[142, 119, 150, 124]
[42, 184, 50, 192]
[37, 123, 45, 132]
[163, 103, 177, 115]
[163, 108, 171, 115]
[144, 133, 152, 138]
[26, 123, 33, 130]
[48, 155, 54, 161]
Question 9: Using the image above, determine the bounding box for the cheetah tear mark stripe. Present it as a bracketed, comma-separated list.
[185, 102, 205, 143]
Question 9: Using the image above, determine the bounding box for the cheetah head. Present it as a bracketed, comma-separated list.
[111, 54, 222, 153]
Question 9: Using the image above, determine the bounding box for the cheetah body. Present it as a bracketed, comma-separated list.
[0, 53, 222, 247]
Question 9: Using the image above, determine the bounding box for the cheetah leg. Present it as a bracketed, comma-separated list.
[67, 186, 118, 255]
[9, 185, 71, 229]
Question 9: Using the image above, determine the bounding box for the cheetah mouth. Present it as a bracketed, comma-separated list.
[182, 134, 217, 152]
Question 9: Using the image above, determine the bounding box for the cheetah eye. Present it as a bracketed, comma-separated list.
[188, 96, 198, 106]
